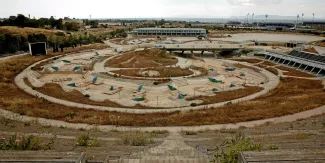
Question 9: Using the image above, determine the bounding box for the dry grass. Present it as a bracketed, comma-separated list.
[190, 66, 209, 76]
[0, 26, 66, 38]
[1, 48, 325, 127]
[105, 49, 177, 68]
[303, 47, 319, 54]
[265, 67, 279, 76]
[111, 67, 193, 78]
[186, 86, 263, 105]
[276, 66, 315, 77]
[230, 58, 263, 64]
[233, 63, 260, 73]
[262, 61, 276, 66]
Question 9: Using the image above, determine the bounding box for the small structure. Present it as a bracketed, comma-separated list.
[29, 42, 47, 56]
[132, 28, 207, 37]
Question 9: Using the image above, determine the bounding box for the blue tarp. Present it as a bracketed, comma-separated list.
[73, 66, 81, 71]
[230, 84, 236, 88]
[208, 78, 222, 83]
[67, 83, 76, 87]
[138, 85, 143, 92]
[212, 88, 218, 92]
[168, 85, 177, 91]
[95, 52, 100, 56]
[133, 97, 145, 101]
[92, 76, 98, 84]
[178, 93, 187, 99]
[62, 60, 71, 63]
[209, 68, 214, 71]
[225, 67, 236, 71]
[51, 66, 59, 71]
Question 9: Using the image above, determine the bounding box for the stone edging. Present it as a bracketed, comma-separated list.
[15, 54, 280, 114]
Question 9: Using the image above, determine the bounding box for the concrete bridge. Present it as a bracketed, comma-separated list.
[156, 44, 246, 57]
[263, 50, 325, 76]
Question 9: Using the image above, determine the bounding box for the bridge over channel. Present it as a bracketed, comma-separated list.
[156, 44, 246, 57]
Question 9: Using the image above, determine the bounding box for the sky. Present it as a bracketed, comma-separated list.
[0, 0, 325, 19]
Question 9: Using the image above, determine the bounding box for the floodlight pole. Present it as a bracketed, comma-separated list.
[312, 13, 315, 28]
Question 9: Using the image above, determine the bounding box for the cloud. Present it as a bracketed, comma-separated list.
[227, 0, 283, 6]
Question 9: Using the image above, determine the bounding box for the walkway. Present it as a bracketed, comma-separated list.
[15, 56, 280, 114]
[123, 132, 209, 162]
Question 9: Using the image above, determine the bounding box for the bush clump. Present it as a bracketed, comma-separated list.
[0, 134, 54, 150]
[121, 132, 153, 146]
[75, 134, 100, 147]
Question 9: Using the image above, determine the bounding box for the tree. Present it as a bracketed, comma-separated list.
[16, 14, 28, 27]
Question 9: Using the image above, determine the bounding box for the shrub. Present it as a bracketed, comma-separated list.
[75, 134, 100, 147]
[183, 131, 197, 135]
[190, 103, 198, 107]
[0, 134, 54, 150]
[121, 132, 153, 146]
[212, 132, 277, 163]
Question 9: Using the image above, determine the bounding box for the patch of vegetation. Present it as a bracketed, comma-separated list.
[0, 134, 54, 150]
[186, 86, 263, 105]
[105, 49, 177, 68]
[266, 67, 279, 75]
[212, 132, 276, 163]
[75, 134, 100, 147]
[121, 132, 153, 146]
[182, 131, 197, 135]
[277, 66, 315, 77]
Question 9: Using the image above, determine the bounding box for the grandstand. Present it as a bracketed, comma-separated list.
[264, 50, 325, 76]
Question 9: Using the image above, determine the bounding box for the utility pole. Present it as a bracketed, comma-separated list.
[302, 13, 304, 25]
[296, 14, 299, 30]
[252, 13, 254, 25]
[312, 13, 315, 28]
[265, 14, 268, 24]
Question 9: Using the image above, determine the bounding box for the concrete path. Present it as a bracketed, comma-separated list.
[15, 56, 280, 114]
[123, 132, 209, 162]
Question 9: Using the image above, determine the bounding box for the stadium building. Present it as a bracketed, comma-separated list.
[132, 28, 207, 36]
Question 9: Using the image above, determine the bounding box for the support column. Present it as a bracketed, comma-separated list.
[304, 66, 309, 71]
[293, 62, 297, 67]
[311, 67, 315, 72]
[281, 59, 286, 64]
[191, 50, 194, 58]
[201, 51, 204, 57]
[317, 69, 323, 75]
[298, 63, 303, 69]
[287, 61, 291, 66]
[272, 57, 277, 62]
[213, 51, 217, 58]
[277, 58, 282, 63]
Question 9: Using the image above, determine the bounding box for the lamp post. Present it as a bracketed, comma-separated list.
[312, 13, 315, 28]
[296, 14, 300, 30]
[265, 14, 268, 24]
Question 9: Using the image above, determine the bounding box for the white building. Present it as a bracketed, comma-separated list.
[132, 28, 207, 36]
